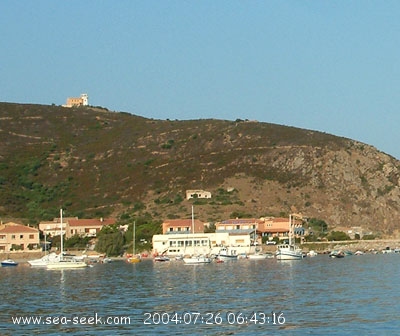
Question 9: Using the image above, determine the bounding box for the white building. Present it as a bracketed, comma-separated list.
[185, 189, 212, 200]
[152, 230, 255, 257]
[63, 93, 89, 107]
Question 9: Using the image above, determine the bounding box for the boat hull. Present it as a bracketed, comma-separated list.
[276, 252, 303, 260]
[216, 255, 238, 261]
[329, 254, 345, 258]
[248, 254, 269, 260]
[127, 254, 142, 263]
[183, 257, 211, 264]
[1, 260, 18, 267]
[47, 260, 87, 269]
[276, 244, 303, 260]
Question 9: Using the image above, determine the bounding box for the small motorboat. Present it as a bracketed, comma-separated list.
[1, 259, 18, 267]
[329, 250, 345, 258]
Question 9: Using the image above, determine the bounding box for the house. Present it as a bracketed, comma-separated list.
[215, 218, 261, 244]
[0, 222, 40, 252]
[258, 217, 289, 239]
[258, 217, 305, 240]
[39, 217, 78, 237]
[215, 218, 259, 231]
[215, 216, 304, 243]
[185, 189, 212, 200]
[162, 218, 205, 234]
[63, 93, 88, 108]
[66, 218, 116, 238]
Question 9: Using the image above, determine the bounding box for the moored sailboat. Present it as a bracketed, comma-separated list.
[127, 221, 141, 263]
[183, 206, 211, 264]
[46, 209, 87, 269]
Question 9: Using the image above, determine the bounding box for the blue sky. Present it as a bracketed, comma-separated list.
[2, 1, 400, 158]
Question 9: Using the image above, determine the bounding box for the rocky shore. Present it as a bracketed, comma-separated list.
[301, 239, 400, 253]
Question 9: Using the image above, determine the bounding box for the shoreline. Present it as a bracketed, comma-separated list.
[2, 239, 400, 264]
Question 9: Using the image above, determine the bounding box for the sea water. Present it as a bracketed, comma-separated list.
[0, 253, 399, 335]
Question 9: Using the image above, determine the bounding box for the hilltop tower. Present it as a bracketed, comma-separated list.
[64, 93, 89, 107]
[80, 93, 88, 106]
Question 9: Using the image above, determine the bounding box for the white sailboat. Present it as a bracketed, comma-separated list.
[275, 214, 303, 260]
[183, 206, 211, 264]
[47, 209, 87, 269]
[128, 221, 141, 263]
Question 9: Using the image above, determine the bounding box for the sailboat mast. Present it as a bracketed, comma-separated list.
[191, 206, 195, 255]
[60, 209, 63, 257]
[289, 214, 292, 246]
[191, 206, 194, 234]
[133, 221, 136, 255]
[44, 231, 47, 256]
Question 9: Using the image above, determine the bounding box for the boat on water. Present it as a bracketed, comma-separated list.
[47, 258, 88, 269]
[1, 259, 18, 267]
[128, 255, 141, 263]
[329, 250, 345, 258]
[248, 252, 274, 260]
[276, 214, 304, 260]
[216, 246, 239, 261]
[28, 252, 61, 267]
[307, 250, 318, 257]
[248, 253, 267, 260]
[127, 221, 142, 263]
[183, 255, 211, 264]
[183, 207, 211, 265]
[154, 255, 170, 262]
[46, 209, 87, 269]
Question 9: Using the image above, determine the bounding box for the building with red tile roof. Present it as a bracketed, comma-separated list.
[66, 218, 116, 238]
[162, 219, 204, 235]
[0, 222, 40, 252]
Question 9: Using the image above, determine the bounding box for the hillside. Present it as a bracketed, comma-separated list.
[1, 102, 400, 236]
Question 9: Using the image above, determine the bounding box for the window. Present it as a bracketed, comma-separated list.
[11, 235, 16, 240]
[29, 234, 34, 239]
[20, 235, 24, 239]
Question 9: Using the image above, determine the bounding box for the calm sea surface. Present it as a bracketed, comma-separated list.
[1, 253, 399, 335]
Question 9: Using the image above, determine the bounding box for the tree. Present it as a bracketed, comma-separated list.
[64, 234, 90, 249]
[95, 224, 125, 256]
[327, 231, 351, 241]
[308, 218, 328, 234]
[204, 223, 216, 233]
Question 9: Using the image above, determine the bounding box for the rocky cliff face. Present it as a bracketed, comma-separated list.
[211, 141, 400, 236]
[1, 103, 400, 236]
